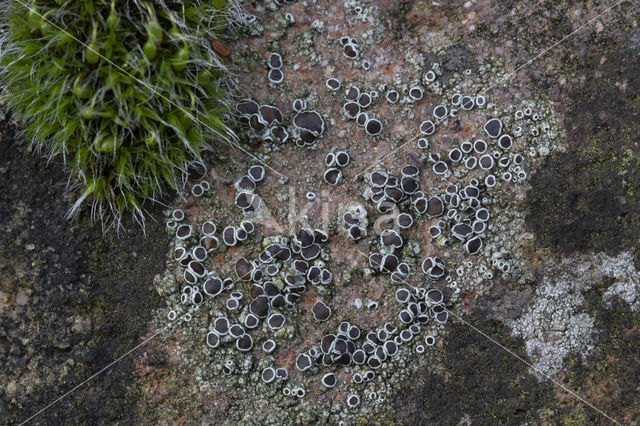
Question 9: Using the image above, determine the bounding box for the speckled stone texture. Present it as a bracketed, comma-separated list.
[1, 0, 640, 424]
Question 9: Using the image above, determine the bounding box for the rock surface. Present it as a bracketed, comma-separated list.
[1, 0, 640, 424]
[0, 121, 170, 423]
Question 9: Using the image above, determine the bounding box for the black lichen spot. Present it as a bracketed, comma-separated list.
[294, 111, 324, 135]
[526, 153, 629, 253]
[392, 311, 553, 424]
[483, 118, 502, 138]
[526, 27, 640, 262]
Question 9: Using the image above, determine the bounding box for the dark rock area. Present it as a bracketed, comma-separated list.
[0, 118, 170, 424]
[392, 312, 554, 424]
[526, 24, 640, 264]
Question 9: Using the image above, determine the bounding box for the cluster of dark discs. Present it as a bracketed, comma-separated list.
[339, 35, 361, 61]
[169, 211, 257, 288]
[236, 98, 287, 143]
[363, 165, 488, 259]
[325, 66, 383, 136]
[337, 83, 383, 136]
[177, 11, 541, 411]
[164, 165, 273, 351]
[342, 204, 369, 241]
[416, 92, 527, 189]
[233, 164, 266, 214]
[356, 90, 528, 258]
[201, 224, 333, 378]
[167, 160, 453, 410]
[293, 283, 448, 401]
[367, 227, 412, 284]
[227, 227, 336, 387]
[188, 178, 211, 198]
[235, 97, 326, 148]
[413, 177, 488, 255]
[359, 164, 450, 280]
[170, 206, 344, 380]
[323, 149, 351, 186]
[218, 228, 333, 362]
[267, 52, 284, 84]
[424, 115, 522, 183]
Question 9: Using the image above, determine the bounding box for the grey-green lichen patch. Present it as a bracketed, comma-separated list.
[509, 251, 640, 378]
[602, 252, 640, 311]
[147, 56, 566, 423]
